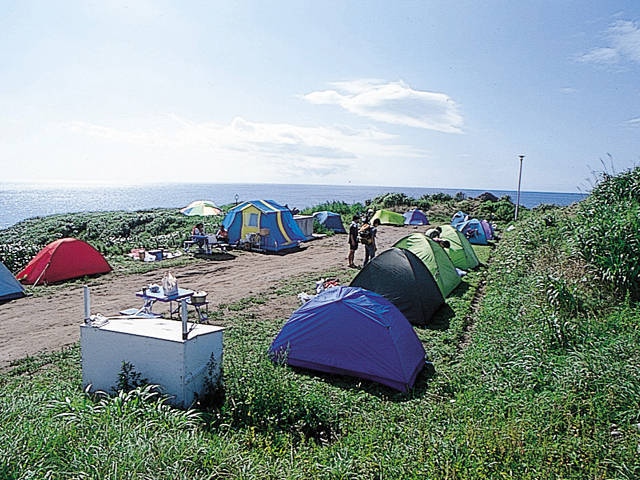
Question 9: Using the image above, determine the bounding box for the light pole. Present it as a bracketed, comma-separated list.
[514, 155, 525, 221]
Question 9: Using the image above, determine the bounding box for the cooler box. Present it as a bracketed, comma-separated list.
[81, 318, 224, 408]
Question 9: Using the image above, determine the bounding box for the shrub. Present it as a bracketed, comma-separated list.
[573, 167, 640, 299]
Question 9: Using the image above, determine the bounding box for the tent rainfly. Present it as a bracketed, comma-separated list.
[17, 238, 112, 285]
[370, 209, 405, 226]
[403, 209, 429, 226]
[439, 225, 480, 270]
[393, 233, 461, 297]
[0, 261, 25, 302]
[222, 200, 307, 252]
[269, 286, 426, 392]
[350, 248, 444, 326]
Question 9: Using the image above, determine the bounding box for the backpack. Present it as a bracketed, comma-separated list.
[359, 224, 373, 245]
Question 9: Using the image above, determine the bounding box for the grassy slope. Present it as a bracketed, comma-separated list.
[1, 201, 639, 478]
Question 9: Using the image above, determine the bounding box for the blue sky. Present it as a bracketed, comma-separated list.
[1, 1, 639, 193]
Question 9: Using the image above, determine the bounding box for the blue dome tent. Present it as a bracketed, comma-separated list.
[451, 211, 468, 226]
[403, 209, 429, 225]
[269, 286, 426, 392]
[456, 219, 489, 245]
[0, 261, 25, 302]
[312, 211, 346, 233]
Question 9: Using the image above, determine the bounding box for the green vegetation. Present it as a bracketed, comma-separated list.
[0, 209, 198, 273]
[2, 179, 639, 478]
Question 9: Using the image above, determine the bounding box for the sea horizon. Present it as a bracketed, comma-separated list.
[0, 181, 587, 230]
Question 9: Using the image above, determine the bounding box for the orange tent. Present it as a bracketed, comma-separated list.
[17, 238, 112, 285]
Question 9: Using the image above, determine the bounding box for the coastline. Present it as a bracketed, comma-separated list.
[0, 182, 587, 230]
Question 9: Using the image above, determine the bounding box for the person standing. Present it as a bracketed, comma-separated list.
[363, 218, 380, 266]
[348, 215, 360, 268]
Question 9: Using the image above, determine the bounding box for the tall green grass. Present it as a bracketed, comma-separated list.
[573, 167, 640, 299]
[3, 172, 640, 477]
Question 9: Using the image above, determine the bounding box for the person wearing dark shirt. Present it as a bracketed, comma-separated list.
[348, 215, 360, 268]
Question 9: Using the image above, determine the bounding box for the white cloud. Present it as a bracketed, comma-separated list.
[62, 115, 427, 183]
[624, 117, 640, 127]
[303, 80, 464, 134]
[609, 20, 640, 63]
[578, 20, 640, 65]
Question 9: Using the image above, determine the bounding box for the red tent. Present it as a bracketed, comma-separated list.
[17, 238, 112, 285]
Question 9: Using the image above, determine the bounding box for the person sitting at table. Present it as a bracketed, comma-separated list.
[191, 223, 211, 253]
[216, 225, 229, 243]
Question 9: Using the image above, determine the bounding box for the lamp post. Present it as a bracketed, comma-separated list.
[514, 155, 525, 221]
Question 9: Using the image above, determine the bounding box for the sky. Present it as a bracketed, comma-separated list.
[1, 1, 639, 193]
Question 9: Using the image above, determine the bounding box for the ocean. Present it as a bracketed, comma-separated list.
[0, 182, 587, 230]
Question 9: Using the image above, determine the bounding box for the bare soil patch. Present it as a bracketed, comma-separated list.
[0, 225, 417, 370]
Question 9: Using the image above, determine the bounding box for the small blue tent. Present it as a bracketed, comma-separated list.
[403, 209, 429, 225]
[312, 211, 346, 233]
[456, 219, 488, 245]
[269, 286, 425, 392]
[222, 200, 307, 252]
[0, 261, 25, 302]
[451, 211, 468, 226]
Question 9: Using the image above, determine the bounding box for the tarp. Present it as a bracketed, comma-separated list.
[312, 211, 346, 233]
[268, 286, 425, 392]
[222, 200, 307, 252]
[393, 233, 461, 297]
[350, 248, 444, 326]
[17, 238, 112, 285]
[0, 261, 25, 302]
[371, 209, 405, 226]
[439, 225, 480, 270]
[403, 209, 429, 226]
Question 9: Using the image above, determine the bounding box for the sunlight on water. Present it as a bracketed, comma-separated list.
[0, 182, 587, 229]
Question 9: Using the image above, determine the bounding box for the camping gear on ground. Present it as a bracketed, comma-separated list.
[161, 272, 179, 297]
[370, 209, 405, 226]
[350, 248, 444, 326]
[190, 290, 208, 305]
[455, 219, 489, 245]
[0, 261, 25, 302]
[403, 209, 429, 225]
[222, 199, 307, 252]
[16, 238, 112, 286]
[312, 211, 346, 233]
[268, 285, 426, 392]
[180, 200, 223, 217]
[438, 225, 480, 270]
[393, 233, 461, 297]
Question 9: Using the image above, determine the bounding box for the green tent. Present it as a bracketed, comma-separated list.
[439, 225, 480, 270]
[371, 209, 405, 226]
[393, 233, 461, 297]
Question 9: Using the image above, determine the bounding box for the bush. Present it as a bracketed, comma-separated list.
[573, 167, 640, 299]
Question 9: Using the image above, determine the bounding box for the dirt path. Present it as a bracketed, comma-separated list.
[0, 225, 416, 370]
